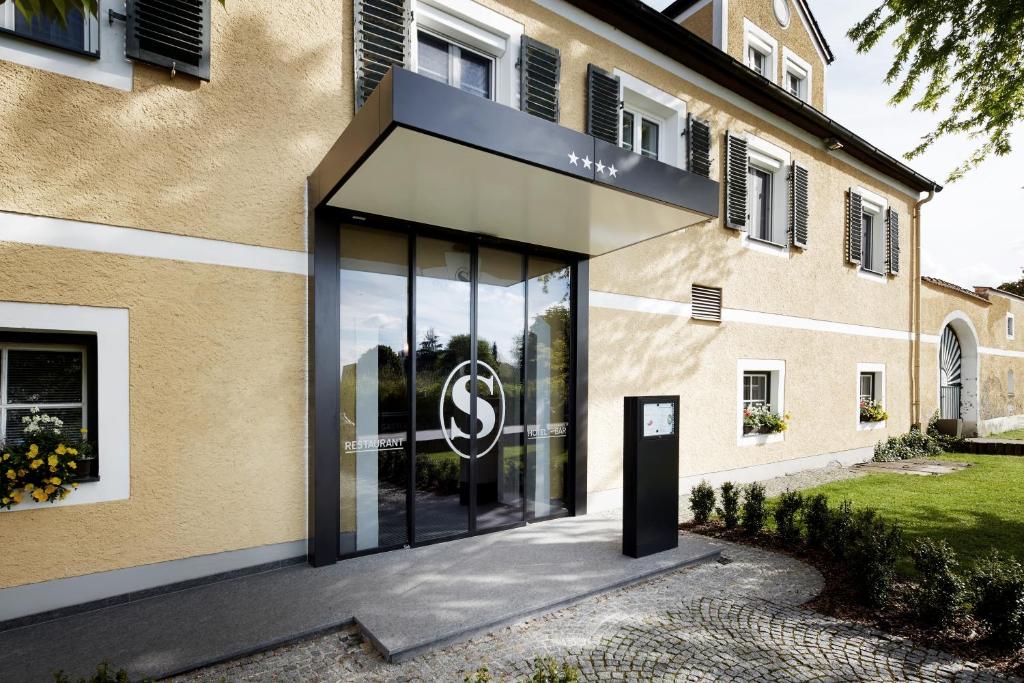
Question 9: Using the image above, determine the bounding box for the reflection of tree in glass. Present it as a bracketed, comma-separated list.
[528, 303, 570, 419]
[535, 267, 570, 300]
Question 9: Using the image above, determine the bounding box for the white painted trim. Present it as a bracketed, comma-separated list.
[0, 0, 132, 90]
[587, 446, 874, 516]
[938, 310, 981, 432]
[791, 0, 830, 68]
[742, 18, 778, 82]
[737, 358, 786, 446]
[531, 0, 920, 198]
[0, 539, 306, 622]
[411, 0, 523, 109]
[856, 362, 886, 431]
[980, 413, 1024, 437]
[672, 0, 713, 23]
[614, 68, 687, 169]
[745, 132, 791, 250]
[853, 185, 887, 277]
[715, 0, 729, 52]
[0, 302, 129, 511]
[856, 269, 888, 285]
[0, 211, 307, 275]
[979, 346, 1024, 359]
[781, 46, 812, 104]
[591, 291, 692, 318]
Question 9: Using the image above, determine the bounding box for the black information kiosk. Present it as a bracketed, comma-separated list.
[623, 395, 680, 558]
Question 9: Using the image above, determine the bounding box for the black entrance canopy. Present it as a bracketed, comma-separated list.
[309, 68, 719, 256]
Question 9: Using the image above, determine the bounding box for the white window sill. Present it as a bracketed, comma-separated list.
[857, 268, 887, 283]
[738, 432, 785, 447]
[742, 233, 790, 259]
[858, 420, 887, 432]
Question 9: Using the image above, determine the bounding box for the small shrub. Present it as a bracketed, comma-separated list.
[873, 425, 942, 462]
[773, 490, 803, 546]
[529, 656, 581, 683]
[927, 410, 967, 452]
[689, 481, 716, 524]
[823, 499, 855, 560]
[969, 551, 1024, 650]
[910, 538, 966, 628]
[53, 663, 130, 683]
[741, 483, 768, 535]
[717, 482, 739, 529]
[847, 509, 904, 607]
[803, 494, 830, 550]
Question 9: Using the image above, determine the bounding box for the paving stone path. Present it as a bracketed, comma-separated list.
[171, 541, 1015, 683]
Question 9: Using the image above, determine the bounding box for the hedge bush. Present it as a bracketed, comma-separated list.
[910, 538, 966, 628]
[803, 493, 830, 550]
[741, 483, 769, 535]
[773, 490, 803, 546]
[969, 551, 1024, 650]
[717, 482, 740, 529]
[689, 481, 716, 525]
[847, 509, 904, 607]
[823, 499, 856, 561]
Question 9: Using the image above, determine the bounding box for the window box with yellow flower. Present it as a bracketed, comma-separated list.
[0, 409, 93, 510]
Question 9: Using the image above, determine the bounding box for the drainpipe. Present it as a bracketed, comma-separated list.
[912, 188, 936, 428]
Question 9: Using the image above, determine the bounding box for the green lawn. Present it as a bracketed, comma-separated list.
[796, 455, 1024, 565]
[988, 428, 1024, 441]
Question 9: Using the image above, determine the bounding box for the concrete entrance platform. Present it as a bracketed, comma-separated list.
[0, 514, 720, 682]
[854, 460, 972, 476]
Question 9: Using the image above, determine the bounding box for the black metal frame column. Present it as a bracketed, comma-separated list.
[307, 203, 341, 567]
[571, 258, 589, 516]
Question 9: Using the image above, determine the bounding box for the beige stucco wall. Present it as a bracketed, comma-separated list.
[681, 3, 714, 43]
[725, 0, 827, 111]
[0, 246, 307, 590]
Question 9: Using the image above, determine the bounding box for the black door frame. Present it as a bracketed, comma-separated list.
[307, 205, 589, 567]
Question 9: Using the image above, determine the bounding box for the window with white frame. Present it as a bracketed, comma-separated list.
[1008, 313, 1015, 340]
[614, 69, 687, 168]
[859, 372, 876, 402]
[737, 359, 785, 444]
[0, 3, 98, 56]
[744, 134, 790, 248]
[856, 363, 886, 428]
[858, 190, 886, 274]
[743, 19, 777, 82]
[782, 48, 812, 103]
[743, 372, 771, 410]
[410, 0, 523, 108]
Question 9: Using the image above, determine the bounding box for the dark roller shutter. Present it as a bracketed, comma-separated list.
[887, 208, 900, 275]
[586, 65, 620, 144]
[126, 0, 211, 81]
[789, 162, 809, 249]
[354, 0, 408, 109]
[687, 114, 712, 177]
[724, 131, 748, 230]
[847, 190, 863, 264]
[520, 36, 560, 122]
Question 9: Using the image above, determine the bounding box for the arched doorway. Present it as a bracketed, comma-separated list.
[937, 313, 980, 435]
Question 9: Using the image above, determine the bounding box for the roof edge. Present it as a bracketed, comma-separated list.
[975, 286, 1024, 304]
[922, 276, 991, 304]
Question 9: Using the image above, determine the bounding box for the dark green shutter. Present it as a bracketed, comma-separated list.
[354, 0, 408, 109]
[789, 162, 809, 249]
[586, 65, 620, 144]
[724, 131, 748, 230]
[687, 114, 712, 177]
[847, 190, 863, 264]
[125, 0, 211, 81]
[887, 208, 900, 275]
[520, 36, 560, 122]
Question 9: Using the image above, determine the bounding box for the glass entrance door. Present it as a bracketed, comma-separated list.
[339, 224, 573, 556]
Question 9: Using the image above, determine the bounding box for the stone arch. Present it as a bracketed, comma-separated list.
[937, 311, 980, 435]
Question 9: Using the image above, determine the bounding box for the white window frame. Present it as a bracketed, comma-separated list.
[743, 133, 791, 256]
[1007, 313, 1015, 341]
[0, 344, 87, 442]
[856, 363, 886, 431]
[410, 0, 523, 109]
[415, 28, 497, 100]
[743, 19, 778, 82]
[854, 186, 888, 282]
[782, 47, 812, 103]
[0, 0, 132, 90]
[613, 69, 687, 169]
[0, 302, 129, 512]
[737, 358, 785, 446]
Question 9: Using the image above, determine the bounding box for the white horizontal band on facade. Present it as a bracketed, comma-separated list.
[0, 211, 308, 276]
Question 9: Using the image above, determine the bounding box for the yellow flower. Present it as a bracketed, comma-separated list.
[68, 448, 78, 456]
[1, 497, 8, 505]
[49, 466, 56, 473]
[32, 489, 47, 502]
[69, 461, 77, 470]
[24, 483, 34, 492]
[48, 454, 59, 467]
[44, 485, 55, 495]
[17, 469, 26, 477]
[55, 445, 66, 456]
[11, 491, 21, 504]
[59, 489, 68, 499]
[50, 477, 61, 485]
[71, 483, 78, 489]
[2, 453, 9, 460]
[29, 459, 42, 470]
[80, 427, 88, 434]
[5, 469, 14, 480]
[27, 444, 38, 456]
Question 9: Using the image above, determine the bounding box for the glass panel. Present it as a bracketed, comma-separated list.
[5, 407, 83, 445]
[860, 373, 875, 401]
[640, 118, 659, 160]
[417, 31, 451, 85]
[415, 237, 472, 543]
[748, 167, 773, 242]
[339, 227, 410, 555]
[526, 257, 571, 520]
[458, 48, 492, 99]
[621, 111, 635, 152]
[788, 73, 802, 98]
[862, 213, 874, 270]
[6, 350, 83, 404]
[476, 248, 526, 529]
[14, 9, 89, 53]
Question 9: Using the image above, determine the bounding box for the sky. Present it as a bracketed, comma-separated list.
[644, 0, 1024, 289]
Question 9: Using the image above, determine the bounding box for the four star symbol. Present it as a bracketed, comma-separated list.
[567, 151, 619, 178]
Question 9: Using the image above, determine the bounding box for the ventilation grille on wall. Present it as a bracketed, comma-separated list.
[692, 284, 723, 322]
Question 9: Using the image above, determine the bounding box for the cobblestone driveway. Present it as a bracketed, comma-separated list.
[172, 540, 1014, 683]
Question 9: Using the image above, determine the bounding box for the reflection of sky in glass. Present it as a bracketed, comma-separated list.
[340, 269, 407, 366]
[416, 277, 470, 345]
[478, 285, 524, 362]
[529, 267, 570, 320]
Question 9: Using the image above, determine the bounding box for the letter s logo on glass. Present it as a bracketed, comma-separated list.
[439, 360, 506, 459]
